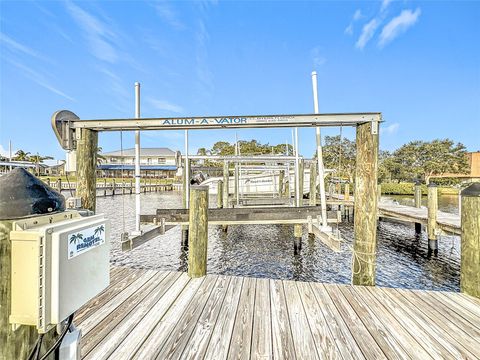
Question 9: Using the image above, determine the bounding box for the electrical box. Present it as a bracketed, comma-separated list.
[9, 211, 110, 333]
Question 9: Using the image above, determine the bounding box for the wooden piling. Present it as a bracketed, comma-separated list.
[345, 182, 350, 201]
[278, 170, 285, 197]
[460, 183, 480, 298]
[294, 223, 302, 254]
[217, 180, 223, 209]
[297, 159, 304, 206]
[427, 183, 438, 256]
[188, 185, 209, 278]
[76, 128, 98, 212]
[223, 161, 229, 209]
[352, 121, 379, 286]
[414, 182, 422, 234]
[112, 178, 116, 196]
[309, 161, 317, 206]
[129, 179, 133, 194]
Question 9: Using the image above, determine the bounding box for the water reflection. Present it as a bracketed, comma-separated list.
[96, 192, 460, 292]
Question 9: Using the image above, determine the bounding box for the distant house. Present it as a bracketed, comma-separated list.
[97, 147, 181, 178]
[42, 160, 66, 176]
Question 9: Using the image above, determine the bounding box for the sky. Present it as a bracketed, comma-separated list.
[0, 0, 479, 161]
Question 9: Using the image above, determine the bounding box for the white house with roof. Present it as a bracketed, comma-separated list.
[66, 147, 181, 178]
[101, 147, 180, 166]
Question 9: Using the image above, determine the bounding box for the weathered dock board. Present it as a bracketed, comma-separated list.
[378, 202, 460, 235]
[76, 267, 480, 359]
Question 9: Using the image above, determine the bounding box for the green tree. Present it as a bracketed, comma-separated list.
[391, 139, 468, 184]
[317, 135, 356, 182]
[29, 154, 54, 163]
[211, 141, 235, 156]
[13, 150, 31, 161]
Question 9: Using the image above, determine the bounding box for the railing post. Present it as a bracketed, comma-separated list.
[352, 121, 379, 286]
[56, 178, 62, 193]
[188, 185, 209, 278]
[427, 183, 438, 256]
[460, 183, 480, 298]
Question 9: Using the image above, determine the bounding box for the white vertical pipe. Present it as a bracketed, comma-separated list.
[285, 139, 291, 203]
[235, 133, 240, 205]
[312, 71, 329, 230]
[185, 130, 189, 207]
[134, 82, 141, 234]
[294, 128, 300, 207]
[8, 140, 12, 171]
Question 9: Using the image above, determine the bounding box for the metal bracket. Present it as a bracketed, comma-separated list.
[51, 110, 79, 150]
[371, 120, 379, 135]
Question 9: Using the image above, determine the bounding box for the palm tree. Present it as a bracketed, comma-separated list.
[96, 147, 106, 166]
[29, 154, 54, 163]
[13, 150, 31, 161]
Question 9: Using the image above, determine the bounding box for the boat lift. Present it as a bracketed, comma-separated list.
[51, 74, 381, 256]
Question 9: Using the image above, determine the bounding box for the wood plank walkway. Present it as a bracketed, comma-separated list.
[76, 267, 480, 360]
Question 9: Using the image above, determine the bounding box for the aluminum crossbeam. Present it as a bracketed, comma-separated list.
[72, 112, 381, 131]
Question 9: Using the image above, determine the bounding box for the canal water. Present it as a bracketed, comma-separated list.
[96, 192, 461, 292]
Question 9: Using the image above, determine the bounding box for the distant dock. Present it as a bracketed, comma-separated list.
[76, 266, 480, 359]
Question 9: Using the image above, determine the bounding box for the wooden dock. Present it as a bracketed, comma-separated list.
[75, 267, 480, 359]
[378, 201, 460, 235]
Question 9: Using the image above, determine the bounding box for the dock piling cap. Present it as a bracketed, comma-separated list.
[0, 168, 65, 220]
[461, 182, 480, 197]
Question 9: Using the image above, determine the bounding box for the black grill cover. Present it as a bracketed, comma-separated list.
[0, 168, 65, 220]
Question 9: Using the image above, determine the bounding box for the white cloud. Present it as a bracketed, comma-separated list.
[379, 8, 421, 47]
[311, 47, 327, 68]
[0, 32, 50, 62]
[353, 9, 363, 21]
[344, 9, 363, 35]
[154, 1, 185, 30]
[381, 122, 400, 135]
[355, 18, 380, 49]
[344, 24, 354, 35]
[147, 98, 184, 114]
[65, 2, 118, 63]
[381, 0, 393, 12]
[5, 58, 75, 101]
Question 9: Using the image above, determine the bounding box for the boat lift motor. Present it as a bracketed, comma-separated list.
[9, 210, 110, 359]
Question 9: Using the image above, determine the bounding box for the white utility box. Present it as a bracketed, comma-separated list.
[9, 211, 110, 333]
